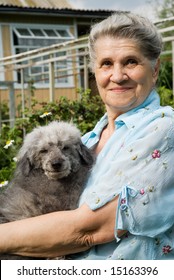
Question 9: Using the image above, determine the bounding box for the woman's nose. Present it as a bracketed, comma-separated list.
[110, 65, 128, 83]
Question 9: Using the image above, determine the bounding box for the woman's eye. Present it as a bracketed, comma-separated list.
[126, 59, 137, 66]
[102, 60, 112, 67]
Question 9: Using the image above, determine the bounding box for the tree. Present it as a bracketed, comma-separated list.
[156, 0, 174, 18]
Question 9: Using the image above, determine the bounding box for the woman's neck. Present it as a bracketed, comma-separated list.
[107, 116, 116, 135]
[94, 118, 116, 155]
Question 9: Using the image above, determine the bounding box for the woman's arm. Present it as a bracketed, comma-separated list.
[0, 197, 124, 258]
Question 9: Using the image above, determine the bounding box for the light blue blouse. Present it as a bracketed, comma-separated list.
[73, 90, 174, 260]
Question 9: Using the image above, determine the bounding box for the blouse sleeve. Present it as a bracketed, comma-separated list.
[115, 114, 174, 238]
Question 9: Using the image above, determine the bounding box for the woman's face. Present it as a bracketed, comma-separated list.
[94, 37, 160, 118]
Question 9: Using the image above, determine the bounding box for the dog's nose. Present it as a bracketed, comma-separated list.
[51, 159, 64, 170]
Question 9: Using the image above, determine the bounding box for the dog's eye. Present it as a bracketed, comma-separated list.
[63, 146, 70, 151]
[40, 149, 48, 153]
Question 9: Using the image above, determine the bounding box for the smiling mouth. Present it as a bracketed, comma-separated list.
[109, 87, 133, 93]
[109, 87, 132, 94]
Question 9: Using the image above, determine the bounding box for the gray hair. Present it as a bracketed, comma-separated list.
[88, 12, 163, 71]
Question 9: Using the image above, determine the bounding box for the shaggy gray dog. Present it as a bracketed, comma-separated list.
[0, 121, 94, 260]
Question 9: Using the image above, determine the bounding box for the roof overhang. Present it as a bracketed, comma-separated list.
[0, 6, 115, 19]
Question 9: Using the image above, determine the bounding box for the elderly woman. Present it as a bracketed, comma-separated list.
[0, 12, 174, 260]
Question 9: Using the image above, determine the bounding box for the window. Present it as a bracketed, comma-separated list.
[12, 25, 74, 87]
[13, 27, 73, 40]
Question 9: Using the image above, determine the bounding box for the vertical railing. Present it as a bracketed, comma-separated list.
[49, 58, 55, 102]
[9, 82, 15, 128]
[83, 48, 89, 91]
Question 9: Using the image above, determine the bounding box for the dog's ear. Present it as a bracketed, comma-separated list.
[17, 153, 33, 176]
[78, 143, 94, 166]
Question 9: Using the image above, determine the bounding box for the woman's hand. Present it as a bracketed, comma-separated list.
[0, 196, 124, 258]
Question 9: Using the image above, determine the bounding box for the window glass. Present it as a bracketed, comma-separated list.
[12, 26, 74, 87]
[16, 28, 31, 36]
[57, 30, 70, 37]
[43, 29, 57, 37]
[30, 29, 44, 37]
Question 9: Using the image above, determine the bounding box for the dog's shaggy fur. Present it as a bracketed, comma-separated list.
[0, 121, 94, 259]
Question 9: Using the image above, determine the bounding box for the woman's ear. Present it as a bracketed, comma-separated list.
[153, 58, 160, 84]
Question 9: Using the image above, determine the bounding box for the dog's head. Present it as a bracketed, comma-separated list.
[17, 121, 94, 180]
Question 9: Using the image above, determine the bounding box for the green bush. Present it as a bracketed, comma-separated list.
[158, 86, 174, 107]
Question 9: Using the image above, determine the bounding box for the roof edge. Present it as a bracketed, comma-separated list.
[0, 6, 116, 17]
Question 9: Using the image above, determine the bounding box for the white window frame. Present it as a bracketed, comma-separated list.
[13, 27, 73, 40]
[11, 24, 75, 88]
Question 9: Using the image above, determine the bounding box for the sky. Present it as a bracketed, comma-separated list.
[68, 0, 163, 21]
